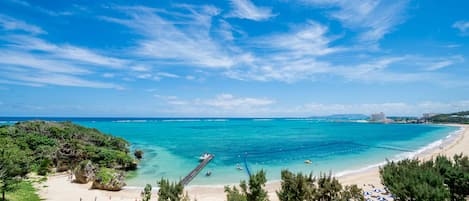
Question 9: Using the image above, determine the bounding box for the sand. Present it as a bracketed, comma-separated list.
[37, 124, 469, 201]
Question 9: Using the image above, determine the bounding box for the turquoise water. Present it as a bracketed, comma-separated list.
[70, 119, 458, 186]
[0, 118, 457, 186]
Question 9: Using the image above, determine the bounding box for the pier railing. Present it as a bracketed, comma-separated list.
[180, 154, 214, 186]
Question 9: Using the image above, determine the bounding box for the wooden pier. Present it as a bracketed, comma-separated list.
[180, 154, 214, 186]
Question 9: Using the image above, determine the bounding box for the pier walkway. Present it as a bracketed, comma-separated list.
[180, 154, 214, 186]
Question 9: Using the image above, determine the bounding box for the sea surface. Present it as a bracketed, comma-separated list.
[0, 117, 459, 186]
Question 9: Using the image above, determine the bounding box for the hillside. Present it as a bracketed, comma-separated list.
[0, 121, 138, 192]
[428, 111, 469, 124]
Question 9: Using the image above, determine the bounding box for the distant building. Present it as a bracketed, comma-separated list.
[370, 112, 386, 122]
[422, 113, 438, 119]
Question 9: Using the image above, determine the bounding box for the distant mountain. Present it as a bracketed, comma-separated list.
[310, 114, 369, 120]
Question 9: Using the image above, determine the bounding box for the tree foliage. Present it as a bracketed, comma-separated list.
[427, 111, 469, 124]
[276, 170, 364, 201]
[142, 184, 152, 201]
[381, 155, 469, 200]
[157, 178, 189, 201]
[0, 138, 30, 201]
[0, 121, 137, 175]
[225, 170, 269, 201]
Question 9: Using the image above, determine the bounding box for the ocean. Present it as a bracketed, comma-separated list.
[0, 117, 459, 186]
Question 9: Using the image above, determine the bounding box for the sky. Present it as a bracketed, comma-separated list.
[0, 0, 468, 117]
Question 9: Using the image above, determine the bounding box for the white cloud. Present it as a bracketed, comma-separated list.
[155, 94, 275, 115]
[226, 21, 342, 82]
[203, 93, 274, 109]
[226, 0, 275, 21]
[299, 100, 469, 116]
[453, 20, 469, 35]
[156, 72, 180, 78]
[9, 73, 122, 89]
[0, 51, 91, 74]
[303, 0, 409, 43]
[131, 65, 151, 72]
[102, 73, 115, 78]
[103, 5, 241, 68]
[256, 21, 344, 57]
[0, 14, 45, 34]
[3, 35, 128, 68]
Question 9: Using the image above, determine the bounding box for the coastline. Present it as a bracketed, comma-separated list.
[37, 124, 469, 201]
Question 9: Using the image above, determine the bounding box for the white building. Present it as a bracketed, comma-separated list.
[370, 112, 386, 122]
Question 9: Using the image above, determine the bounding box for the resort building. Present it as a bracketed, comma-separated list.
[370, 112, 386, 122]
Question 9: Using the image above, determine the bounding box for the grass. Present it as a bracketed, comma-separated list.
[4, 181, 42, 201]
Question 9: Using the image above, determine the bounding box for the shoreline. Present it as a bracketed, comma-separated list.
[38, 124, 469, 201]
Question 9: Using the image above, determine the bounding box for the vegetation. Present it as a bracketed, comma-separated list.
[0, 138, 30, 201]
[2, 181, 41, 201]
[276, 170, 364, 201]
[142, 184, 152, 201]
[157, 178, 189, 201]
[428, 111, 469, 124]
[225, 170, 269, 201]
[0, 121, 136, 172]
[0, 121, 139, 197]
[380, 154, 469, 201]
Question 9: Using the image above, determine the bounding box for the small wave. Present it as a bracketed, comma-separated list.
[284, 118, 314, 121]
[252, 119, 273, 121]
[204, 119, 228, 122]
[113, 120, 148, 123]
[162, 119, 201, 122]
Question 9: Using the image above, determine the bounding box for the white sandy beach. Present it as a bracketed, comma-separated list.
[37, 124, 469, 201]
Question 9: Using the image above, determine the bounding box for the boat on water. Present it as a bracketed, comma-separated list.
[199, 153, 211, 161]
[205, 170, 212, 176]
[304, 159, 312, 164]
[236, 163, 243, 170]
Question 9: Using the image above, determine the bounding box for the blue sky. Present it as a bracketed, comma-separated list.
[0, 0, 468, 117]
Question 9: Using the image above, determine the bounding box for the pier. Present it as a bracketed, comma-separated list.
[180, 154, 214, 186]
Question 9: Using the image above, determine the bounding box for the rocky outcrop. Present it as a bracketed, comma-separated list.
[91, 168, 126, 191]
[73, 160, 97, 184]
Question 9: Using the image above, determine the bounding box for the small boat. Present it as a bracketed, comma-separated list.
[199, 153, 211, 161]
[304, 160, 312, 164]
[236, 163, 243, 170]
[205, 171, 212, 176]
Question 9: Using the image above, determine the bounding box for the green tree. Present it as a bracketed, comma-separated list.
[142, 184, 152, 201]
[225, 170, 269, 201]
[225, 185, 248, 201]
[0, 139, 30, 201]
[157, 178, 187, 201]
[276, 170, 315, 201]
[434, 154, 469, 201]
[380, 159, 450, 201]
[277, 170, 363, 201]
